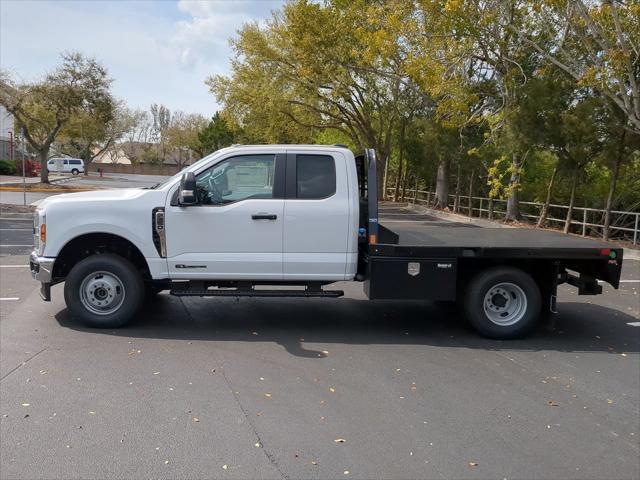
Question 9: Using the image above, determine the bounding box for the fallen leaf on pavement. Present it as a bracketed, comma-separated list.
[153, 372, 160, 375]
[264, 393, 272, 398]
[329, 387, 336, 393]
[344, 470, 350, 475]
[607, 399, 614, 404]
[322, 350, 329, 355]
[21, 403, 30, 407]
[311, 461, 317, 465]
[255, 442, 261, 448]
[548, 400, 559, 407]
[222, 464, 228, 470]
[334, 438, 346, 443]
[193, 417, 199, 422]
[469, 462, 478, 467]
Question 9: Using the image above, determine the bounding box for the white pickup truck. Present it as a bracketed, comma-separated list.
[30, 145, 623, 339]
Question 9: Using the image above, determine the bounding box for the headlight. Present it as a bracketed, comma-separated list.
[33, 211, 45, 255]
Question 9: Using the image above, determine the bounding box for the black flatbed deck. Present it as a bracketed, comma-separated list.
[385, 223, 613, 250]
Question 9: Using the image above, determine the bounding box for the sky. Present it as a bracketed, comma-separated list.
[0, 0, 284, 118]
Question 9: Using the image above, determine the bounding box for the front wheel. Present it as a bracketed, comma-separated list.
[463, 266, 541, 339]
[64, 254, 144, 328]
[71, 168, 79, 175]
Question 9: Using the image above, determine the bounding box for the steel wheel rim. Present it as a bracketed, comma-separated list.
[483, 282, 528, 326]
[79, 271, 125, 315]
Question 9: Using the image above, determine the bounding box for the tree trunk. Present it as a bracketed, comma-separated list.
[453, 162, 461, 213]
[393, 155, 403, 202]
[39, 148, 49, 183]
[393, 123, 406, 203]
[563, 170, 578, 234]
[400, 163, 408, 202]
[382, 155, 389, 201]
[504, 156, 522, 222]
[537, 164, 558, 228]
[433, 159, 449, 209]
[603, 131, 626, 240]
[83, 146, 92, 176]
[467, 170, 474, 217]
[376, 154, 387, 200]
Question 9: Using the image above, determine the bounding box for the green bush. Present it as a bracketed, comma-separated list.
[0, 160, 17, 175]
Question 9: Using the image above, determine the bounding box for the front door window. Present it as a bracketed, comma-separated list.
[195, 154, 275, 205]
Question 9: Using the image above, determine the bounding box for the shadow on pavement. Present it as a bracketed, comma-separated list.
[55, 296, 639, 357]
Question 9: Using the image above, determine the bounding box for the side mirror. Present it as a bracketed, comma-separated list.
[178, 172, 197, 205]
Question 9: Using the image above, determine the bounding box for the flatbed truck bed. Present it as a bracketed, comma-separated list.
[358, 149, 623, 338]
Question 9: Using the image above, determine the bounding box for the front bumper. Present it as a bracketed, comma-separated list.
[30, 251, 55, 301]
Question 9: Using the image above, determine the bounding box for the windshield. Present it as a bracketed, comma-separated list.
[151, 148, 228, 189]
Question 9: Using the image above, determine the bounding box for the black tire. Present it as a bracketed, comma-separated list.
[463, 266, 541, 339]
[71, 169, 79, 175]
[64, 254, 144, 328]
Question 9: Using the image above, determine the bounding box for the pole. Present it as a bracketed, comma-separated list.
[20, 128, 26, 206]
[582, 208, 587, 237]
[8, 131, 13, 162]
[634, 213, 638, 246]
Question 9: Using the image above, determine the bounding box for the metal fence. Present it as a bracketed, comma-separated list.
[385, 187, 640, 245]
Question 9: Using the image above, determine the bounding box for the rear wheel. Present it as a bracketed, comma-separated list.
[463, 266, 541, 339]
[71, 168, 79, 175]
[64, 254, 144, 328]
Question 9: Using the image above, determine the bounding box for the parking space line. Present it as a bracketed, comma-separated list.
[627, 322, 640, 327]
[0, 218, 32, 221]
[0, 297, 20, 301]
[0, 265, 29, 268]
[0, 229, 32, 231]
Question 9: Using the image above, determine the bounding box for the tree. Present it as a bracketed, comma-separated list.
[56, 98, 135, 174]
[164, 111, 208, 166]
[0, 52, 112, 182]
[198, 112, 235, 154]
[150, 103, 171, 162]
[512, 0, 640, 135]
[208, 0, 409, 195]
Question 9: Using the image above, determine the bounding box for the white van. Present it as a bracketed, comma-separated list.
[47, 158, 85, 175]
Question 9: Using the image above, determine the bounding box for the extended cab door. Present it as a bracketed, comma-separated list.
[283, 150, 355, 280]
[164, 152, 286, 280]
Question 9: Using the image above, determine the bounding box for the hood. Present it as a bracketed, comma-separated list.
[37, 188, 148, 210]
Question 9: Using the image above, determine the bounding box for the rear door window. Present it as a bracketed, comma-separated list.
[296, 155, 336, 199]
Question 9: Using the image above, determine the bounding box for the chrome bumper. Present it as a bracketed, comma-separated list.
[30, 251, 55, 301]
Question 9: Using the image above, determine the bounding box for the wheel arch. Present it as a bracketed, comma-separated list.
[52, 232, 151, 281]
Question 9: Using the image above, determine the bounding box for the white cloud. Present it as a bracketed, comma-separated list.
[171, 0, 279, 70]
[0, 0, 282, 117]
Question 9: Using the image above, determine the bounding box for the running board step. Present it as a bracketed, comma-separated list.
[170, 288, 344, 298]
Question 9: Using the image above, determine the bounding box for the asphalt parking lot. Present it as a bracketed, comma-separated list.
[1, 210, 639, 480]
